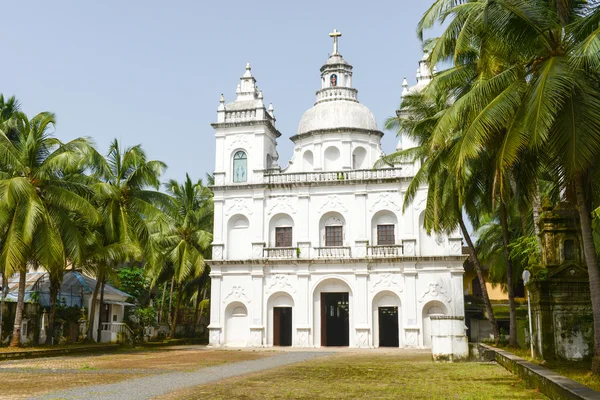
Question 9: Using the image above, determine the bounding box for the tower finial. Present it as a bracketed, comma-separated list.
[329, 29, 342, 55]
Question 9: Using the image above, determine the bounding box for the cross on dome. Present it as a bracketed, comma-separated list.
[329, 29, 342, 55]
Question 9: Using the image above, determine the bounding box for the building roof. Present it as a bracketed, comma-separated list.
[4, 270, 132, 307]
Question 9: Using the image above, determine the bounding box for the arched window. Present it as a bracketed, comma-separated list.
[564, 239, 575, 261]
[233, 151, 247, 183]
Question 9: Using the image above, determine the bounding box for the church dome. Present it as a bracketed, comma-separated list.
[297, 101, 378, 136]
[292, 29, 381, 139]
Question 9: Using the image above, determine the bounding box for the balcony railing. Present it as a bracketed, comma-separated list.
[315, 246, 351, 258]
[265, 168, 402, 185]
[367, 245, 403, 258]
[264, 247, 298, 259]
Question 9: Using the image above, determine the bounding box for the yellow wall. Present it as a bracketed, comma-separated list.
[463, 270, 508, 300]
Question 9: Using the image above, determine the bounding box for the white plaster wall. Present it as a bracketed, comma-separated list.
[208, 263, 463, 349]
[284, 132, 384, 173]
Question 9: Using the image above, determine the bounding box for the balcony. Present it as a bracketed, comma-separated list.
[264, 168, 402, 185]
[315, 246, 352, 258]
[367, 245, 403, 258]
[263, 247, 298, 259]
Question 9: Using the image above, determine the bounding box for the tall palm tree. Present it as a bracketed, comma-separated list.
[381, 90, 500, 342]
[85, 139, 170, 341]
[0, 95, 21, 343]
[0, 111, 99, 346]
[148, 174, 212, 338]
[420, 0, 600, 367]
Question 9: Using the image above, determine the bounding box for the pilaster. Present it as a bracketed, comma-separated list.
[250, 266, 265, 346]
[208, 270, 223, 347]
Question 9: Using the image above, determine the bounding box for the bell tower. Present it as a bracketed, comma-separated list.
[212, 63, 281, 187]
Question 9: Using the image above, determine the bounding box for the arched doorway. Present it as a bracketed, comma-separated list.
[267, 292, 294, 347]
[372, 291, 401, 348]
[225, 302, 249, 346]
[312, 278, 352, 347]
[422, 301, 447, 347]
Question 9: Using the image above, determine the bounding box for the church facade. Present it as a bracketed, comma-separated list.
[207, 31, 466, 348]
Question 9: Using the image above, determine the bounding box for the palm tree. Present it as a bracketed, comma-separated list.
[0, 110, 99, 346]
[419, 0, 600, 367]
[0, 95, 21, 343]
[381, 89, 500, 342]
[148, 174, 212, 338]
[85, 139, 170, 341]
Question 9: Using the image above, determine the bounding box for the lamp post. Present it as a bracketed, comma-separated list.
[522, 270, 534, 358]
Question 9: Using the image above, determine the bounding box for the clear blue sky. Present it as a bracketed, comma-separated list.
[3, 1, 436, 183]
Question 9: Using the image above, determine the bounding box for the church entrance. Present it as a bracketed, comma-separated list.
[273, 307, 292, 346]
[321, 293, 349, 346]
[378, 307, 399, 347]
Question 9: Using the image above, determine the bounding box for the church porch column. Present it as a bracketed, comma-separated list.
[295, 269, 311, 347]
[450, 268, 465, 317]
[249, 266, 265, 346]
[403, 268, 419, 348]
[355, 269, 371, 348]
[208, 269, 223, 347]
[354, 191, 368, 257]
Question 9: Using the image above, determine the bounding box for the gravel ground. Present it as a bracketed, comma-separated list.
[33, 351, 333, 400]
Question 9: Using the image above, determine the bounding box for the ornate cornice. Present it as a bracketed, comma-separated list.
[290, 127, 383, 143]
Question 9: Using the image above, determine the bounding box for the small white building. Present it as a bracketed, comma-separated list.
[5, 270, 133, 344]
[208, 31, 466, 348]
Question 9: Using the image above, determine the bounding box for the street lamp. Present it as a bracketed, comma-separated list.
[522, 270, 534, 358]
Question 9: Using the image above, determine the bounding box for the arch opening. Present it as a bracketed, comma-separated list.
[267, 292, 295, 347]
[312, 277, 353, 347]
[372, 291, 401, 348]
[225, 302, 248, 346]
[422, 300, 447, 348]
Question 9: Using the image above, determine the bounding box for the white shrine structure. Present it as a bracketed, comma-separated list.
[207, 31, 466, 349]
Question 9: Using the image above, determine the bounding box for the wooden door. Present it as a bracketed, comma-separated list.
[321, 293, 327, 346]
[273, 308, 281, 346]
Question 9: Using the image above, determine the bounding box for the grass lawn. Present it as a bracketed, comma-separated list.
[494, 344, 600, 392]
[0, 342, 112, 353]
[159, 351, 547, 400]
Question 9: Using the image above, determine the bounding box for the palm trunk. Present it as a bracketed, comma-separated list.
[193, 282, 202, 327]
[158, 281, 167, 324]
[96, 276, 106, 343]
[458, 214, 500, 343]
[45, 280, 59, 345]
[197, 286, 208, 325]
[499, 201, 517, 347]
[87, 271, 102, 341]
[575, 174, 600, 374]
[532, 184, 542, 240]
[170, 283, 183, 338]
[9, 268, 26, 347]
[0, 272, 7, 344]
[168, 276, 175, 324]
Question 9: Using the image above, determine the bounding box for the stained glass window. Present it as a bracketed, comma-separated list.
[233, 151, 247, 183]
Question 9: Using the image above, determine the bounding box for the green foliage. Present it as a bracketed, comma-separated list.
[54, 304, 83, 324]
[133, 306, 157, 328]
[509, 236, 541, 270]
[115, 266, 148, 301]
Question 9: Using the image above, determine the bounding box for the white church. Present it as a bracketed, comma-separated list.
[207, 31, 466, 349]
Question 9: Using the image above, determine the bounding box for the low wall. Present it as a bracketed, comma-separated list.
[478, 344, 600, 400]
